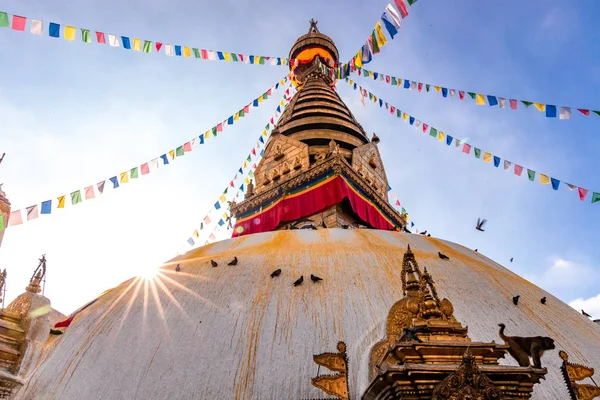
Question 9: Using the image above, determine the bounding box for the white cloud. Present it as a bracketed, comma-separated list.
[526, 257, 599, 301]
[569, 294, 600, 320]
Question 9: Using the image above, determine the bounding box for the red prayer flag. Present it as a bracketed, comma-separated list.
[459, 91, 465, 100]
[155, 42, 163, 52]
[394, 0, 409, 18]
[267, 88, 273, 96]
[578, 187, 588, 201]
[12, 15, 26, 31]
[390, 106, 396, 114]
[462, 143, 471, 154]
[285, 88, 290, 95]
[243, 105, 250, 114]
[417, 82, 422, 92]
[270, 118, 274, 124]
[385, 75, 391, 84]
[216, 123, 223, 132]
[395, 200, 401, 206]
[509, 99, 518, 110]
[96, 32, 106, 43]
[183, 142, 192, 152]
[140, 163, 150, 175]
[514, 164, 523, 176]
[578, 109, 590, 116]
[252, 148, 256, 156]
[230, 181, 234, 188]
[422, 123, 428, 133]
[201, 49, 208, 59]
[238, 54, 244, 62]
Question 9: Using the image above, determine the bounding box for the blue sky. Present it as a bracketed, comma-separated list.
[0, 0, 599, 317]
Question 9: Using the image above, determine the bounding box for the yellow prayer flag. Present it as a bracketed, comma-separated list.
[355, 50, 363, 68]
[234, 113, 239, 121]
[204, 131, 210, 139]
[57, 195, 65, 209]
[119, 171, 129, 184]
[397, 79, 402, 87]
[534, 103, 545, 112]
[349, 80, 354, 86]
[243, 161, 248, 169]
[434, 86, 441, 92]
[183, 47, 191, 57]
[219, 194, 227, 203]
[402, 113, 409, 121]
[133, 38, 142, 51]
[280, 100, 284, 106]
[438, 131, 445, 142]
[373, 96, 377, 103]
[168, 150, 175, 159]
[223, 52, 231, 61]
[193, 230, 199, 238]
[280, 80, 285, 85]
[405, 214, 410, 221]
[257, 96, 263, 103]
[245, 177, 250, 184]
[540, 174, 551, 184]
[476, 94, 485, 105]
[64, 26, 76, 41]
[375, 22, 388, 47]
[262, 130, 268, 136]
[483, 152, 492, 162]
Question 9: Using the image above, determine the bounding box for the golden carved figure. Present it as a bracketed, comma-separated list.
[560, 350, 600, 400]
[311, 341, 349, 400]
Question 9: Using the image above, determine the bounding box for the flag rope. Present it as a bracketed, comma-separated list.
[346, 78, 600, 204]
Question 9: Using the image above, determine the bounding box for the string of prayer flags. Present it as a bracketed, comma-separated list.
[355, 66, 600, 120]
[184, 85, 297, 247]
[3, 77, 289, 231]
[0, 11, 290, 66]
[346, 79, 600, 205]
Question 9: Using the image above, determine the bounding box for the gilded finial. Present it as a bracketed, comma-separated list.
[26, 254, 46, 294]
[309, 18, 319, 33]
[0, 269, 6, 303]
[371, 133, 380, 144]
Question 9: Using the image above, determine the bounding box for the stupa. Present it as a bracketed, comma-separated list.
[4, 22, 600, 400]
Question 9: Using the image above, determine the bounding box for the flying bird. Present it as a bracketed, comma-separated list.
[510, 257, 513, 263]
[310, 274, 323, 282]
[270, 269, 282, 278]
[293, 276, 304, 286]
[210, 260, 218, 267]
[438, 252, 449, 260]
[582, 310, 592, 318]
[228, 257, 238, 266]
[476, 218, 487, 232]
[175, 264, 181, 272]
[540, 297, 546, 305]
[513, 295, 520, 305]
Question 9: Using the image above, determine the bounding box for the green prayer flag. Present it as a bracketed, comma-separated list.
[70, 190, 82, 205]
[407, 0, 418, 4]
[430, 127, 438, 138]
[193, 48, 201, 58]
[176, 146, 184, 157]
[0, 13, 9, 27]
[401, 207, 406, 214]
[527, 169, 535, 181]
[391, 77, 397, 85]
[249, 170, 254, 178]
[247, 155, 252, 162]
[259, 57, 265, 64]
[143, 40, 152, 53]
[224, 188, 228, 195]
[81, 29, 91, 43]
[369, 93, 373, 100]
[426, 84, 430, 92]
[239, 109, 245, 117]
[474, 148, 481, 158]
[521, 101, 533, 107]
[592, 192, 600, 203]
[212, 127, 217, 137]
[397, 109, 401, 117]
[231, 53, 238, 62]
[0, 215, 4, 231]
[468, 92, 476, 99]
[265, 124, 270, 131]
[262, 93, 268, 100]
[371, 31, 380, 54]
[130, 167, 139, 178]
[593, 110, 600, 117]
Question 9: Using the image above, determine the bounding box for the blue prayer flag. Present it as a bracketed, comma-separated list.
[446, 135, 453, 145]
[175, 45, 182, 56]
[214, 201, 221, 210]
[227, 116, 234, 125]
[218, 219, 225, 226]
[49, 23, 60, 38]
[41, 200, 52, 214]
[354, 83, 357, 90]
[249, 55, 255, 64]
[373, 72, 379, 80]
[217, 51, 224, 60]
[411, 222, 414, 227]
[276, 106, 281, 113]
[546, 105, 557, 118]
[160, 154, 169, 165]
[109, 176, 119, 189]
[240, 184, 244, 192]
[199, 135, 204, 144]
[487, 96, 499, 107]
[238, 168, 243, 174]
[403, 79, 410, 89]
[493, 156, 501, 168]
[409, 116, 415, 125]
[442, 88, 448, 98]
[187, 238, 195, 246]
[388, 186, 392, 191]
[275, 83, 279, 89]
[121, 36, 131, 49]
[381, 13, 398, 39]
[379, 99, 383, 107]
[253, 99, 258, 107]
[260, 149, 264, 157]
[259, 136, 264, 143]
[551, 178, 560, 190]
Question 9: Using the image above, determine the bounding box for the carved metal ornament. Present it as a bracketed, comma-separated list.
[432, 349, 501, 400]
[560, 350, 600, 400]
[311, 341, 349, 400]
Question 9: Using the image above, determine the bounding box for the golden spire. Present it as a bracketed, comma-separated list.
[26, 255, 46, 294]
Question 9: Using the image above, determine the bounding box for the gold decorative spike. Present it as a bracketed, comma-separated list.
[311, 341, 349, 400]
[560, 350, 600, 400]
[26, 255, 46, 294]
[432, 348, 501, 400]
[0, 269, 6, 303]
[308, 18, 319, 34]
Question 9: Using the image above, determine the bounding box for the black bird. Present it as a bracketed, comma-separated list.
[510, 257, 514, 263]
[310, 274, 323, 282]
[210, 260, 218, 267]
[582, 310, 592, 318]
[228, 257, 238, 266]
[293, 276, 304, 286]
[438, 252, 449, 260]
[540, 297, 546, 304]
[513, 295, 520, 305]
[175, 264, 181, 272]
[420, 230, 427, 235]
[270, 269, 282, 278]
[476, 218, 487, 232]
[474, 249, 478, 252]
[427, 234, 431, 237]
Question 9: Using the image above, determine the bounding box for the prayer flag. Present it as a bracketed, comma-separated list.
[462, 143, 471, 154]
[0, 13, 9, 27]
[592, 192, 600, 203]
[509, 99, 518, 110]
[187, 238, 195, 246]
[143, 40, 152, 53]
[26, 205, 39, 221]
[31, 20, 43, 34]
[160, 154, 169, 165]
[386, 4, 402, 27]
[81, 29, 91, 43]
[394, 0, 409, 18]
[503, 160, 511, 170]
[449, 89, 455, 98]
[130, 167, 139, 179]
[169, 149, 175, 159]
[370, 32, 380, 54]
[132, 38, 142, 51]
[493, 156, 501, 167]
[468, 92, 476, 99]
[459, 91, 465, 100]
[545, 105, 556, 118]
[483, 152, 492, 162]
[41, 200, 52, 214]
[514, 164, 523, 176]
[442, 88, 448, 97]
[578, 109, 590, 116]
[522, 101, 533, 107]
[150, 158, 159, 169]
[527, 169, 535, 181]
[475, 94, 485, 105]
[578, 188, 588, 201]
[438, 131, 444, 142]
[381, 13, 398, 39]
[176, 146, 184, 157]
[12, 15, 26, 31]
[141, 163, 150, 175]
[498, 97, 506, 108]
[551, 178, 560, 190]
[183, 142, 192, 152]
[534, 103, 545, 112]
[559, 107, 571, 120]
[165, 44, 174, 56]
[214, 201, 221, 210]
[204, 216, 211, 224]
[175, 45, 182, 56]
[95, 31, 106, 43]
[184, 47, 191, 57]
[539, 174, 550, 184]
[121, 36, 131, 49]
[109, 176, 119, 189]
[108, 34, 120, 47]
[474, 148, 481, 158]
[487, 96, 498, 107]
[84, 186, 95, 200]
[49, 23, 60, 38]
[8, 210, 23, 226]
[120, 171, 129, 183]
[70, 190, 82, 205]
[446, 135, 453, 145]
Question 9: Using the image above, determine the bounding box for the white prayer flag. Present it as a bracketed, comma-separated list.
[498, 97, 507, 109]
[385, 4, 402, 28]
[208, 51, 217, 60]
[165, 44, 174, 56]
[559, 107, 571, 120]
[150, 158, 160, 169]
[503, 160, 511, 170]
[409, 81, 417, 90]
[108, 34, 120, 47]
[270, 58, 277, 66]
[26, 205, 39, 221]
[455, 139, 461, 148]
[30, 20, 43, 35]
[191, 137, 199, 148]
[415, 120, 421, 128]
[449, 89, 456, 98]
[566, 183, 577, 190]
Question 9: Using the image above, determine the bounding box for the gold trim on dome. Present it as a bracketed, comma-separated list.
[311, 341, 349, 400]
